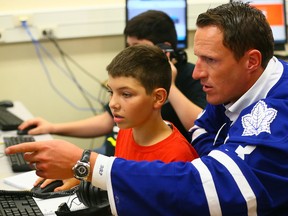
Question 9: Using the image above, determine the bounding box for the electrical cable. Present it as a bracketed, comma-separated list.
[36, 42, 107, 109]
[45, 34, 97, 115]
[44, 32, 108, 110]
[21, 21, 107, 113]
[43, 30, 104, 86]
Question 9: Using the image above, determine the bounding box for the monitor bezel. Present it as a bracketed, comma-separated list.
[125, 0, 188, 50]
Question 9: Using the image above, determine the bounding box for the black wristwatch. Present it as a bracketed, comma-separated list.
[72, 149, 91, 180]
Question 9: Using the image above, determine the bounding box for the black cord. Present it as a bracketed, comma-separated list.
[48, 35, 108, 110]
[0, 187, 78, 199]
[22, 22, 102, 112]
[44, 34, 98, 115]
[32, 186, 78, 199]
[43, 31, 104, 86]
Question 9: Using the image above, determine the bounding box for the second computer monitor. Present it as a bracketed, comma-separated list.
[125, 0, 187, 50]
[231, 0, 287, 51]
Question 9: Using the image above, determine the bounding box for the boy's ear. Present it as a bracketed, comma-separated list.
[153, 88, 167, 108]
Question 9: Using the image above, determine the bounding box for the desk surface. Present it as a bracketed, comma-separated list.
[0, 101, 63, 215]
[0, 101, 53, 188]
[0, 101, 88, 215]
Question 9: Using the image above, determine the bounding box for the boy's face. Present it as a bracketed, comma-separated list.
[107, 75, 156, 129]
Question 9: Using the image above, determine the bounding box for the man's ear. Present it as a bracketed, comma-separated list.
[246, 49, 262, 72]
[153, 88, 167, 109]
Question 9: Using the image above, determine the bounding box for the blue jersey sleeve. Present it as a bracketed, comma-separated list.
[106, 98, 288, 215]
[110, 152, 272, 216]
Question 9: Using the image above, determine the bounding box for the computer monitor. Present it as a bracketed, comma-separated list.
[232, 0, 287, 51]
[125, 0, 187, 49]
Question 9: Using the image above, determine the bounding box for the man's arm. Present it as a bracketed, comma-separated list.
[4, 136, 282, 215]
[5, 140, 98, 180]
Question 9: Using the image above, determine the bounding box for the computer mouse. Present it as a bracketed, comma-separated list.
[31, 180, 63, 193]
[17, 124, 37, 135]
[0, 100, 13, 108]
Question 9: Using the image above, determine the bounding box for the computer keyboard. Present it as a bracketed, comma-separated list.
[0, 190, 43, 216]
[0, 107, 23, 131]
[3, 136, 35, 172]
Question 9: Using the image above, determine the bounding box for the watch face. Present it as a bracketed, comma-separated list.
[76, 165, 88, 177]
[73, 150, 91, 180]
[76, 165, 89, 177]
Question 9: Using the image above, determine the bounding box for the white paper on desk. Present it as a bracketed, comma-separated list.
[3, 170, 37, 190]
[35, 194, 87, 216]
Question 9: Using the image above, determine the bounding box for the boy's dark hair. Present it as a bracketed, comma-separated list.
[106, 44, 171, 95]
[124, 10, 178, 51]
[196, 2, 274, 68]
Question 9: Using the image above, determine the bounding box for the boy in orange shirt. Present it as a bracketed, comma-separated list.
[109, 44, 198, 162]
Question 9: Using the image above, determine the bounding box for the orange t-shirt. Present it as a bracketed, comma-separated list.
[115, 123, 198, 163]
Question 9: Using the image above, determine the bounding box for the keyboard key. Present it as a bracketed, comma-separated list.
[0, 192, 43, 216]
[0, 107, 23, 131]
[4, 136, 35, 172]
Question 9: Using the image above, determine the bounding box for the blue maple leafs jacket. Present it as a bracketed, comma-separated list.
[96, 57, 288, 216]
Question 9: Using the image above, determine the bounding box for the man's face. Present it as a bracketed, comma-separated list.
[193, 26, 252, 105]
[126, 36, 154, 47]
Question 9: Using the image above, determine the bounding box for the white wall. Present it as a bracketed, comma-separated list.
[0, 0, 227, 43]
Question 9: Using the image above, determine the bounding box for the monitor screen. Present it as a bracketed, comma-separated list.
[233, 0, 287, 50]
[125, 0, 187, 49]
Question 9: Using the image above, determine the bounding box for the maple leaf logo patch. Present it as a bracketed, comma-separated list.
[241, 101, 277, 136]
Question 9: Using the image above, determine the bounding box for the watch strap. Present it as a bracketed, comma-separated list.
[81, 149, 91, 163]
[72, 149, 91, 180]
